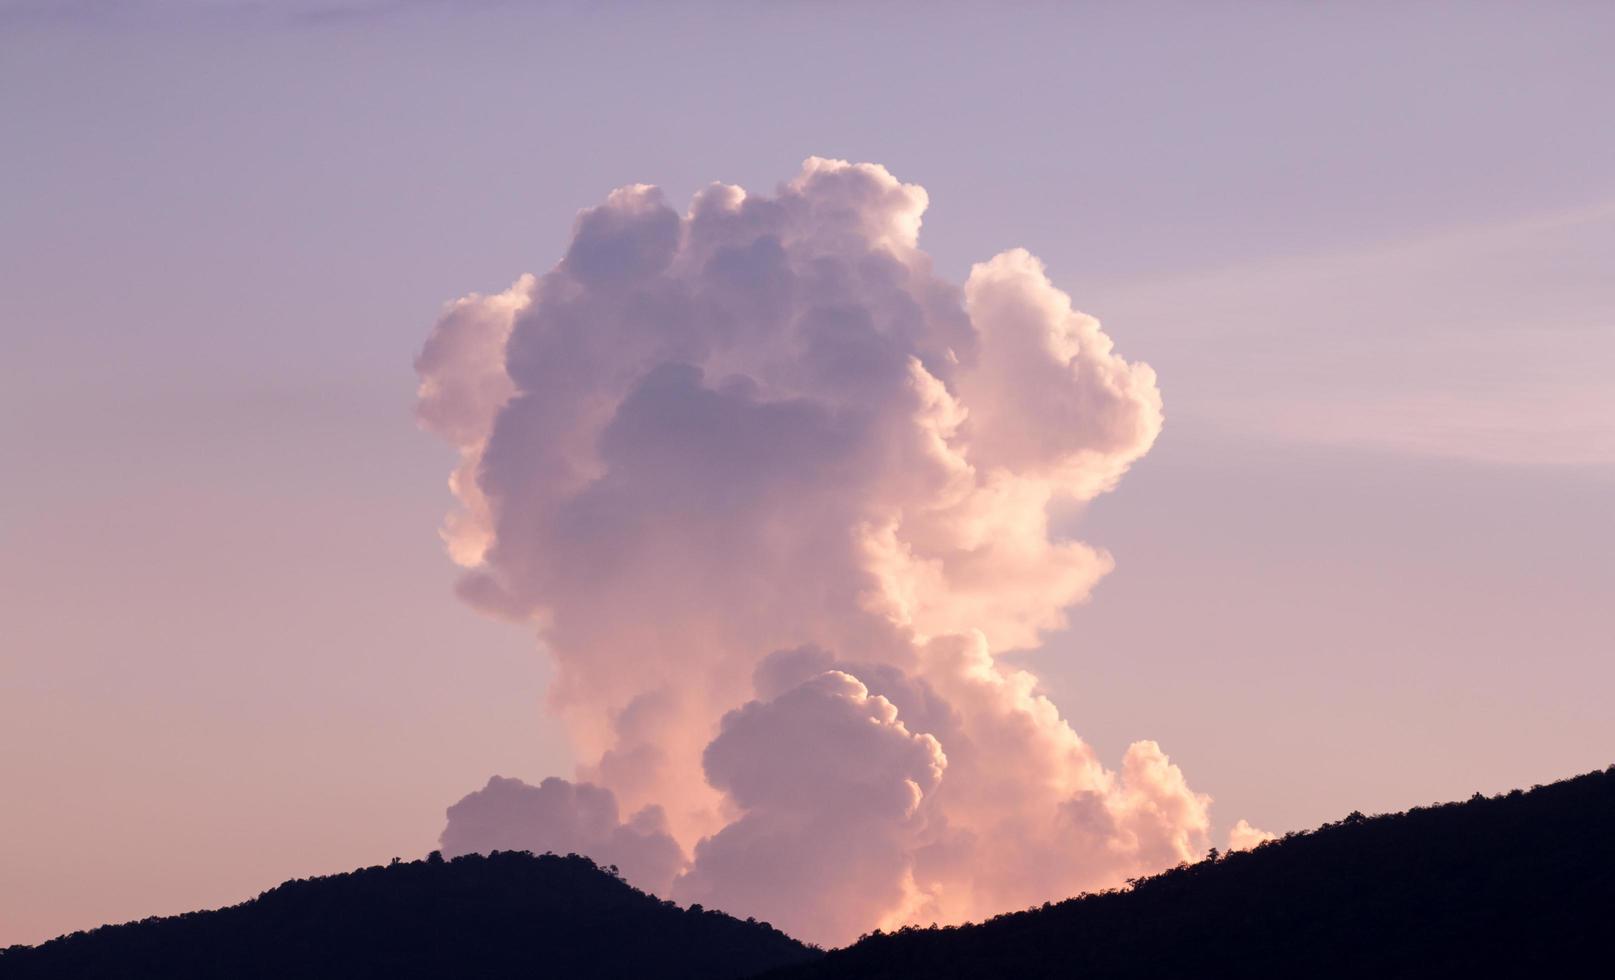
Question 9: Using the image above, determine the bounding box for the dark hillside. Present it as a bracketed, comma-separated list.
[8, 768, 1612, 979]
[772, 765, 1615, 979]
[0, 851, 818, 979]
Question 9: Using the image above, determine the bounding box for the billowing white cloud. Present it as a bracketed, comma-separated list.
[415, 277, 528, 567]
[1227, 818, 1278, 852]
[422, 157, 1219, 945]
[672, 670, 945, 942]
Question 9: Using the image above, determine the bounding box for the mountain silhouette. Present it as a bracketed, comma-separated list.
[0, 851, 817, 979]
[5, 767, 1612, 978]
[770, 765, 1615, 979]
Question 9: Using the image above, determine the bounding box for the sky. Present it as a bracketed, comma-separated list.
[2, 0, 1613, 948]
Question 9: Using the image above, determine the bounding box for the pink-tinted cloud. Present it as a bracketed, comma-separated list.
[420, 158, 1221, 945]
[1227, 818, 1278, 852]
[672, 670, 945, 942]
[440, 775, 684, 895]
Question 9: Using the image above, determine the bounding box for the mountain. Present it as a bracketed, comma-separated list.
[0, 851, 818, 979]
[770, 765, 1615, 979]
[7, 768, 1612, 979]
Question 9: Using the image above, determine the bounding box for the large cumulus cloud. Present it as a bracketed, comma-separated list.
[418, 158, 1210, 945]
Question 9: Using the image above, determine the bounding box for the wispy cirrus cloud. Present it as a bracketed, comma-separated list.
[1092, 201, 1615, 468]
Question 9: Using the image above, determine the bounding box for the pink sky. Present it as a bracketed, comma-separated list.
[2, 0, 1612, 948]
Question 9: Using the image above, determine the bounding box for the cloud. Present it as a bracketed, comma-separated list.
[414, 277, 528, 567]
[1227, 818, 1277, 852]
[1091, 200, 1615, 468]
[672, 670, 945, 943]
[439, 775, 684, 896]
[419, 157, 1222, 945]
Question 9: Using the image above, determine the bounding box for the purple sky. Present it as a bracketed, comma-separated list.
[2, 0, 1612, 947]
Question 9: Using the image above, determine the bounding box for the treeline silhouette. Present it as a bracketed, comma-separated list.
[770, 765, 1615, 979]
[5, 768, 1612, 978]
[0, 850, 817, 979]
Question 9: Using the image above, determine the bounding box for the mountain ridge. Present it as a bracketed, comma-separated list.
[0, 850, 818, 979]
[770, 764, 1615, 978]
[5, 766, 1612, 978]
